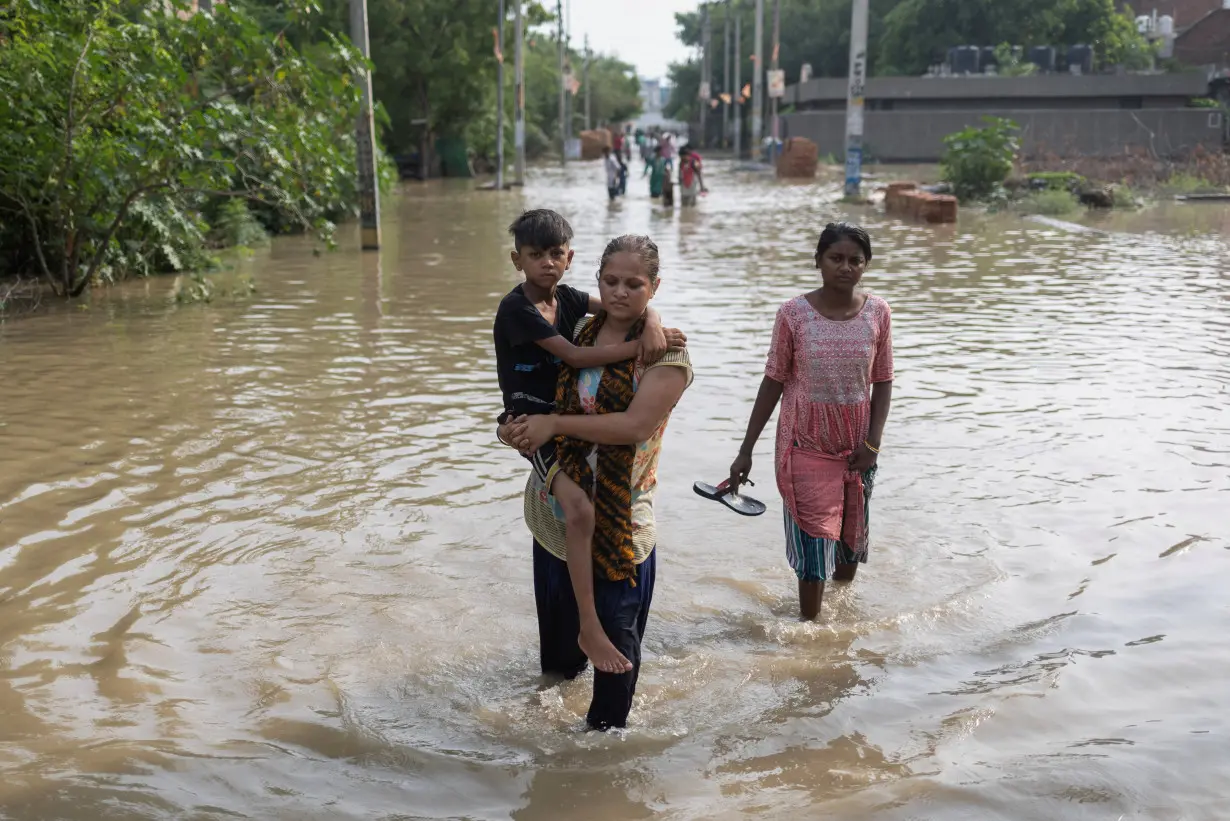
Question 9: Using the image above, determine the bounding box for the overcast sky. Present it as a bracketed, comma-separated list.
[563, 0, 701, 81]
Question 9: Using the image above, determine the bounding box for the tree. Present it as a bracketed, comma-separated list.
[667, 0, 905, 122]
[666, 0, 1155, 107]
[879, 0, 1153, 75]
[0, 0, 363, 296]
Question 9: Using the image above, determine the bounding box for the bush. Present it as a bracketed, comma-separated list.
[1160, 172, 1221, 195]
[941, 117, 1020, 201]
[209, 199, 269, 249]
[1017, 189, 1081, 216]
[0, 0, 364, 297]
[1028, 171, 1087, 192]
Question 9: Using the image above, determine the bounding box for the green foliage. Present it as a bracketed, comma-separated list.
[1111, 184, 1142, 209]
[668, 0, 1151, 123]
[174, 271, 217, 304]
[881, 0, 1153, 76]
[173, 270, 257, 304]
[1160, 172, 1222, 195]
[0, 0, 364, 297]
[209, 198, 270, 249]
[941, 117, 1020, 200]
[1029, 171, 1087, 191]
[1017, 189, 1080, 215]
[668, 0, 902, 122]
[994, 44, 1037, 77]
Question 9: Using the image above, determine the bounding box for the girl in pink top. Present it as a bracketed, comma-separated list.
[729, 223, 894, 620]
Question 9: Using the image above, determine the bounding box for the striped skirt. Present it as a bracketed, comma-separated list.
[784, 465, 877, 582]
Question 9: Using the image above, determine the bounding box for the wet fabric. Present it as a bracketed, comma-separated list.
[777, 444, 865, 554]
[784, 466, 876, 581]
[493, 284, 591, 419]
[553, 313, 645, 582]
[764, 293, 893, 497]
[533, 541, 656, 730]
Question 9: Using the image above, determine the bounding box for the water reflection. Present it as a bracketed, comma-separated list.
[1, 163, 1228, 820]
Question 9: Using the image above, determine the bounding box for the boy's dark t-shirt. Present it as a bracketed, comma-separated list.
[494, 283, 590, 418]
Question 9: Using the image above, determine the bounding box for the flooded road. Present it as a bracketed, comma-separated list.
[2, 162, 1229, 820]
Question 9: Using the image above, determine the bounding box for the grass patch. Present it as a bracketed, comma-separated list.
[1028, 171, 1086, 191]
[1017, 189, 1080, 216]
[1159, 172, 1223, 195]
[1111, 184, 1143, 209]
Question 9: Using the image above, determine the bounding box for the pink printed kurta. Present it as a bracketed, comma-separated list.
[765, 294, 894, 541]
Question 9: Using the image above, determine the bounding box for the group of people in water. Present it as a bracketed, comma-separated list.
[492, 203, 893, 731]
[603, 127, 706, 206]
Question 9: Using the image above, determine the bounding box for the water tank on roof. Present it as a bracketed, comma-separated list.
[1136, 14, 1152, 33]
[1158, 15, 1175, 35]
[952, 45, 980, 75]
[981, 46, 998, 73]
[1068, 44, 1094, 75]
[1029, 45, 1057, 72]
[946, 46, 960, 74]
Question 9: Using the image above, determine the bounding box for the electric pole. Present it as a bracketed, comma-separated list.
[700, 7, 710, 149]
[514, 0, 526, 184]
[734, 7, 742, 159]
[724, 2, 731, 149]
[557, 0, 565, 164]
[584, 34, 591, 131]
[350, 0, 380, 250]
[496, 0, 505, 190]
[844, 0, 869, 197]
[770, 0, 780, 163]
[752, 0, 763, 157]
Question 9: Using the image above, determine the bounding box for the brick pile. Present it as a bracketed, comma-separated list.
[776, 137, 819, 179]
[580, 130, 612, 160]
[884, 181, 958, 224]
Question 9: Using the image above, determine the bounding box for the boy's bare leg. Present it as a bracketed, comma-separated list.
[799, 579, 824, 621]
[552, 473, 633, 674]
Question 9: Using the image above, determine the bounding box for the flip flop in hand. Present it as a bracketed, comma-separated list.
[693, 478, 767, 517]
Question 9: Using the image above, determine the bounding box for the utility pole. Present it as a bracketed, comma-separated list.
[584, 34, 591, 131]
[564, 0, 573, 144]
[752, 0, 763, 158]
[734, 8, 742, 159]
[514, 0, 526, 185]
[700, 7, 710, 149]
[844, 0, 869, 197]
[770, 0, 780, 164]
[724, 2, 731, 149]
[496, 0, 505, 190]
[350, 0, 380, 250]
[557, 0, 566, 164]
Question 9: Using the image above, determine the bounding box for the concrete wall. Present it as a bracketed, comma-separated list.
[786, 72, 1211, 107]
[781, 109, 1226, 161]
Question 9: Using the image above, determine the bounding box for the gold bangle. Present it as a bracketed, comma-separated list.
[864, 441, 880, 454]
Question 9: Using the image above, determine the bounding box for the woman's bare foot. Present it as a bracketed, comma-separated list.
[579, 623, 632, 674]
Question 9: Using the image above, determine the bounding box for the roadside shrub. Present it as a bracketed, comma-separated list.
[1160, 172, 1221, 195]
[1018, 189, 1081, 216]
[942, 117, 1020, 201]
[1028, 172, 1087, 192]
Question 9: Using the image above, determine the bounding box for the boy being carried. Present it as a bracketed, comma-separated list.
[493, 209, 685, 674]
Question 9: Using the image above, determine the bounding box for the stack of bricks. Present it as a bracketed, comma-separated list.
[579, 130, 612, 161]
[775, 138, 819, 179]
[884, 181, 958, 224]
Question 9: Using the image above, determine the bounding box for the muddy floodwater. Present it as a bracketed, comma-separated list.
[2, 162, 1229, 821]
